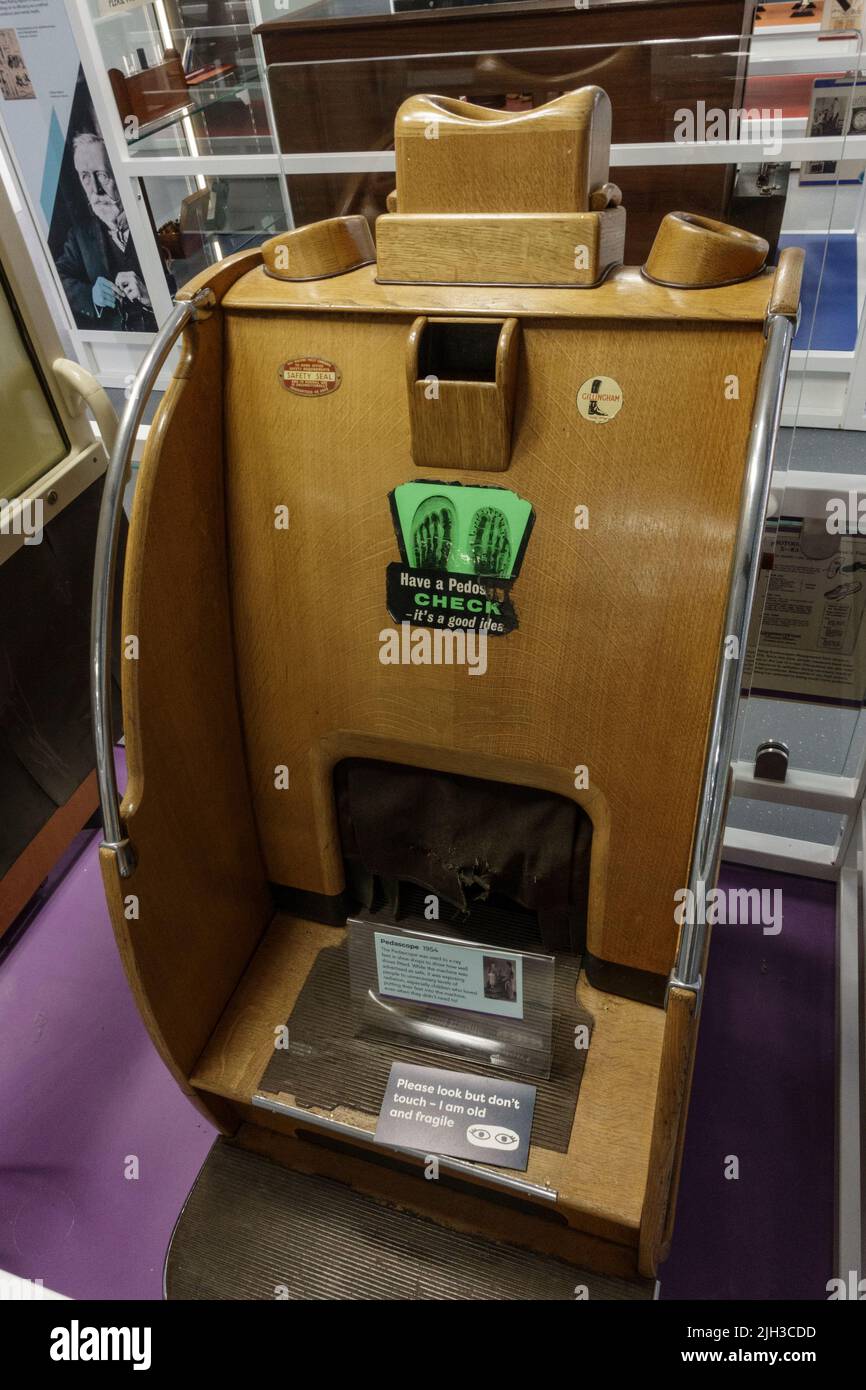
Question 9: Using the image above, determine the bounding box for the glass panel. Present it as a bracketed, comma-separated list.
[346, 918, 556, 1079]
[284, 171, 394, 229]
[726, 797, 846, 849]
[737, 24, 866, 803]
[86, 0, 273, 158]
[137, 175, 285, 289]
[736, 697, 865, 776]
[123, 79, 271, 159]
[0, 267, 68, 500]
[269, 32, 748, 264]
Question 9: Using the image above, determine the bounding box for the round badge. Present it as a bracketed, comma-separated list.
[279, 356, 342, 397]
[576, 375, 623, 423]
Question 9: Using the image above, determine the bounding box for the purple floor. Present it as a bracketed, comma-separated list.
[0, 829, 215, 1300]
[0, 841, 835, 1300]
[662, 865, 836, 1300]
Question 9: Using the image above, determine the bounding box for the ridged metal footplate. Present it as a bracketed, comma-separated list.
[260, 916, 593, 1153]
[165, 1140, 652, 1301]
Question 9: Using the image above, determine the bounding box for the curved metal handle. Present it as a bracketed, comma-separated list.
[53, 357, 120, 455]
[671, 311, 794, 996]
[91, 290, 213, 879]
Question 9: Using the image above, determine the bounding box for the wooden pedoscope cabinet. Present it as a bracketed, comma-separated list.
[258, 0, 760, 265]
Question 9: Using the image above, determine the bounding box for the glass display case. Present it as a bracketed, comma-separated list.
[87, 0, 272, 156]
[69, 0, 285, 320]
[259, 0, 757, 264]
[143, 172, 284, 287]
[729, 16, 866, 873]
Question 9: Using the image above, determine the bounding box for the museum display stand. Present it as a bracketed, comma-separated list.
[91, 80, 803, 1298]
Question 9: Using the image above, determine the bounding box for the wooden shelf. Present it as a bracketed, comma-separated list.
[192, 911, 666, 1249]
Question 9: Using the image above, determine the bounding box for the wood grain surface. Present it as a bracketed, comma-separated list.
[263, 216, 375, 281]
[394, 89, 611, 215]
[223, 306, 765, 975]
[376, 209, 626, 287]
[406, 315, 520, 471]
[235, 1120, 648, 1280]
[639, 984, 699, 1275]
[99, 311, 272, 1123]
[644, 211, 768, 288]
[769, 246, 806, 320]
[223, 262, 777, 323]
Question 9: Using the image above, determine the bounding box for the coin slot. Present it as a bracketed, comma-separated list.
[416, 319, 502, 383]
[406, 317, 520, 471]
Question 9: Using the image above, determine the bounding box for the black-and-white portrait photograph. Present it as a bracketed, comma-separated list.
[49, 68, 156, 333]
[483, 956, 517, 1003]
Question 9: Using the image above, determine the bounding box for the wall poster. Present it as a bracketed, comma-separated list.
[0, 0, 156, 332]
[801, 76, 866, 187]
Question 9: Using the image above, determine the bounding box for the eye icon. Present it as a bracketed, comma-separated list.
[467, 1124, 519, 1150]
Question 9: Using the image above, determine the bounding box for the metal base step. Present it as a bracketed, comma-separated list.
[165, 1139, 653, 1301]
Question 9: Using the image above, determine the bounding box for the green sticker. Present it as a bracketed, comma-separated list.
[387, 480, 535, 635]
[390, 481, 534, 580]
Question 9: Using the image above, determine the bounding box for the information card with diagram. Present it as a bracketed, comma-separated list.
[745, 519, 866, 707]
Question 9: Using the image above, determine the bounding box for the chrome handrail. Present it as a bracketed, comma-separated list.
[91, 290, 214, 879]
[671, 311, 795, 996]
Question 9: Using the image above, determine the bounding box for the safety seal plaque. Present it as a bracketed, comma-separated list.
[279, 356, 342, 397]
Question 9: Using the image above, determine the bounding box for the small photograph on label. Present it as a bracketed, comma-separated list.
[482, 954, 518, 1004]
[577, 375, 623, 423]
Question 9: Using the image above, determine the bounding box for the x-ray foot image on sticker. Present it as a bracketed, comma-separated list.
[410, 495, 456, 570]
[469, 507, 512, 579]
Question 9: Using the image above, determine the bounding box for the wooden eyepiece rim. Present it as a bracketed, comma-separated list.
[643, 211, 769, 289]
